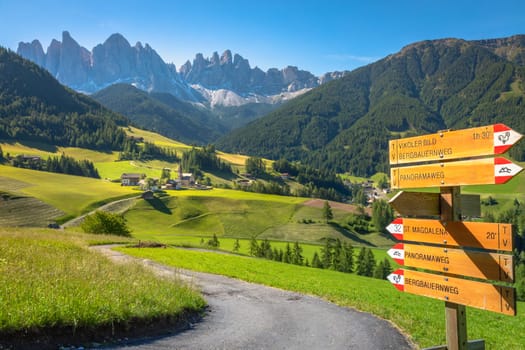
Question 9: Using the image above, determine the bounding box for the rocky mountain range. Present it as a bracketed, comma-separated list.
[17, 31, 347, 107]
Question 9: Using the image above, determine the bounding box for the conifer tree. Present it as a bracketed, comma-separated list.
[233, 239, 241, 252]
[283, 243, 292, 264]
[260, 239, 273, 259]
[364, 248, 376, 277]
[322, 201, 333, 223]
[207, 234, 220, 248]
[357, 247, 375, 276]
[331, 239, 342, 270]
[292, 241, 304, 265]
[311, 251, 323, 268]
[249, 237, 259, 256]
[272, 247, 281, 261]
[373, 258, 393, 279]
[320, 239, 333, 269]
[372, 199, 394, 233]
[336, 242, 354, 273]
[356, 247, 366, 275]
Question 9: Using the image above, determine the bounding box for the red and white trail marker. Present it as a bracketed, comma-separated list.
[494, 123, 523, 154]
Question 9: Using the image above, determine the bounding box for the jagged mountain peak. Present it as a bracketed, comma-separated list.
[101, 33, 132, 49]
[16, 31, 341, 107]
[221, 50, 232, 65]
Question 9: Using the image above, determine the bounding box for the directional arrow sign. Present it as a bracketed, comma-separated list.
[386, 218, 513, 251]
[388, 243, 514, 282]
[389, 191, 481, 217]
[390, 157, 523, 189]
[389, 123, 523, 165]
[387, 269, 516, 315]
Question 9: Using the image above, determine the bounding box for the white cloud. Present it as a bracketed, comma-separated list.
[324, 53, 380, 64]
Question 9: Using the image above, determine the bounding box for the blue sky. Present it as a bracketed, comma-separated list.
[1, 1, 524, 76]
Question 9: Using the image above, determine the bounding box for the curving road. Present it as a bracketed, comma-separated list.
[93, 246, 415, 350]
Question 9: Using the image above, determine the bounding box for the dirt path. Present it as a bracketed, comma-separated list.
[91, 245, 415, 350]
[61, 196, 140, 228]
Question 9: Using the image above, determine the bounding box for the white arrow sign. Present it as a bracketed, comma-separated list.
[494, 123, 523, 154]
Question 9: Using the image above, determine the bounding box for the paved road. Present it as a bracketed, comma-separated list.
[93, 246, 415, 350]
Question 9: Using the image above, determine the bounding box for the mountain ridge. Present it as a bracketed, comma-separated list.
[17, 31, 348, 107]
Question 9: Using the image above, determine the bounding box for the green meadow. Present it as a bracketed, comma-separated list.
[118, 246, 525, 350]
[0, 228, 205, 342]
[123, 189, 394, 248]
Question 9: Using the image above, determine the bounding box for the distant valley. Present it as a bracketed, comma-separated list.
[14, 33, 525, 178]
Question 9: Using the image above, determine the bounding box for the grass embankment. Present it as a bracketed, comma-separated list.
[118, 246, 524, 350]
[125, 189, 394, 248]
[137, 235, 390, 268]
[0, 229, 206, 348]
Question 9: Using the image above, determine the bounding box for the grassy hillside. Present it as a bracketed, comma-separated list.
[123, 189, 394, 247]
[0, 228, 205, 348]
[0, 165, 136, 222]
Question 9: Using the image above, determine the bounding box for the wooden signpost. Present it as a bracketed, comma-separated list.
[389, 191, 480, 217]
[387, 124, 522, 350]
[387, 243, 514, 283]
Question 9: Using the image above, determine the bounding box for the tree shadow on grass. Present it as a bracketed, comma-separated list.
[6, 139, 58, 153]
[328, 222, 377, 247]
[145, 198, 172, 214]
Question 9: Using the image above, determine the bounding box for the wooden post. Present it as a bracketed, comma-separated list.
[441, 187, 468, 350]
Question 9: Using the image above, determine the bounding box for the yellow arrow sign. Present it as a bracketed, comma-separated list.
[386, 218, 513, 251]
[388, 243, 514, 282]
[389, 124, 523, 165]
[387, 269, 516, 316]
[390, 157, 523, 189]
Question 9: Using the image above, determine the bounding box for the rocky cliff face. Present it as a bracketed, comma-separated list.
[18, 31, 201, 101]
[17, 32, 348, 107]
[180, 50, 321, 95]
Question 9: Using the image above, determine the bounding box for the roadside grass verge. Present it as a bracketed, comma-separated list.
[0, 228, 206, 347]
[131, 235, 391, 269]
[117, 246, 525, 349]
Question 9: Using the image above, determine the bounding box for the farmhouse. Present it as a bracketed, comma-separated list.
[177, 166, 195, 187]
[120, 173, 144, 186]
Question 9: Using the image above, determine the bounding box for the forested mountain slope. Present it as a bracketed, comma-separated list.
[0, 47, 128, 150]
[92, 84, 225, 145]
[217, 36, 525, 177]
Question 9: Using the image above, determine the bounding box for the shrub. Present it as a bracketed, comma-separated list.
[81, 211, 131, 236]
